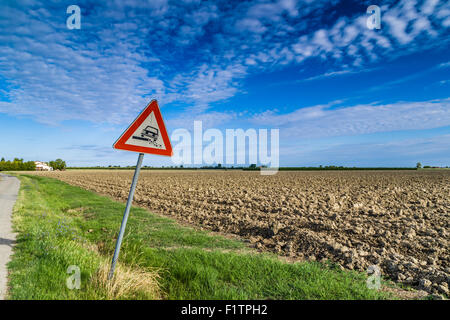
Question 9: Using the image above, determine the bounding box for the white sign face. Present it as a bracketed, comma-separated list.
[124, 111, 166, 150]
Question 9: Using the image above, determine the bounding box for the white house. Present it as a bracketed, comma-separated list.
[35, 161, 53, 171]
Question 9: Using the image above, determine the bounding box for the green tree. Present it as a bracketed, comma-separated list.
[0, 158, 35, 171]
[24, 161, 36, 171]
[416, 162, 422, 169]
[50, 159, 66, 171]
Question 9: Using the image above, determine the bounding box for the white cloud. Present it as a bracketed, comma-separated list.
[0, 0, 448, 125]
[291, 0, 448, 66]
[166, 110, 236, 130]
[234, 18, 267, 34]
[169, 63, 247, 113]
[251, 98, 450, 138]
[301, 68, 374, 82]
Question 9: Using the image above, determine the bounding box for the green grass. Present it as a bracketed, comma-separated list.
[7, 174, 393, 300]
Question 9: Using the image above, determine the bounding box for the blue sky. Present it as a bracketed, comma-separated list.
[0, 0, 449, 167]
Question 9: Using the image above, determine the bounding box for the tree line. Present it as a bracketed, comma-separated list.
[0, 158, 67, 171]
[0, 158, 36, 171]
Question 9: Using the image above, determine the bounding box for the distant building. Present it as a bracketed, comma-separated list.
[35, 161, 53, 171]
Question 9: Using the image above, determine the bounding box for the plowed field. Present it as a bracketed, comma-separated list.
[31, 169, 450, 295]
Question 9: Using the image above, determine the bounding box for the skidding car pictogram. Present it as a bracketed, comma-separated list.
[132, 126, 162, 147]
[141, 126, 159, 141]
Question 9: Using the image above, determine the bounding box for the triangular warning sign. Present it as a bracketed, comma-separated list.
[113, 100, 173, 156]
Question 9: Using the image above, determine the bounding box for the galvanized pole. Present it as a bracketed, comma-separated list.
[108, 153, 144, 280]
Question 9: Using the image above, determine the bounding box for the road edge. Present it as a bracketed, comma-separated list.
[0, 173, 20, 300]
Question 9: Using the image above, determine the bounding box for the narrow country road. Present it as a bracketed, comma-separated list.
[0, 173, 20, 300]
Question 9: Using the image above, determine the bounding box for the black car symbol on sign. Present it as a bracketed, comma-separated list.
[141, 126, 159, 141]
[131, 125, 162, 147]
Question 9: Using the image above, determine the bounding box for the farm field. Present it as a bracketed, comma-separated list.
[31, 169, 450, 296]
[7, 174, 394, 300]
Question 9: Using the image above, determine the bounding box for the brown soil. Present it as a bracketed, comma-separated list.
[32, 169, 450, 296]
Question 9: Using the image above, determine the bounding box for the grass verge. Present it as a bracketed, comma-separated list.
[7, 174, 393, 300]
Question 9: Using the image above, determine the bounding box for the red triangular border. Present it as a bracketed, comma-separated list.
[113, 100, 173, 156]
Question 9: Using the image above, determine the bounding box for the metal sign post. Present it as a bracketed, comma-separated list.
[108, 153, 144, 280]
[109, 100, 173, 280]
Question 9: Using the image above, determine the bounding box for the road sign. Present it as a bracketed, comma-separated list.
[113, 100, 173, 156]
[109, 99, 172, 280]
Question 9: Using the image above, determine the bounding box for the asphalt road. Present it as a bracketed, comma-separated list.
[0, 174, 20, 300]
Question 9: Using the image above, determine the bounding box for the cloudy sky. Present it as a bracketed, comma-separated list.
[0, 0, 449, 167]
